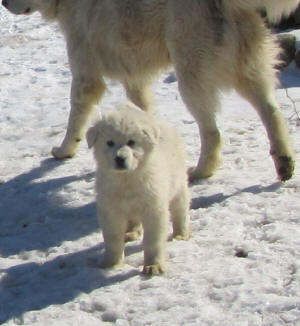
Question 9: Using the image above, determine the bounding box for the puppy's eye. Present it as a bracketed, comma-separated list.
[127, 140, 135, 147]
[106, 140, 115, 147]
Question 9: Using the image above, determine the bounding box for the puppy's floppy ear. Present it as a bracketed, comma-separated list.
[86, 124, 100, 149]
[142, 123, 160, 145]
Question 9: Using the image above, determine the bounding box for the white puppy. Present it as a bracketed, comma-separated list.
[87, 103, 190, 275]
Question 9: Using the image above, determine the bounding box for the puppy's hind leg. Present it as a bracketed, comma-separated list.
[52, 76, 106, 159]
[125, 221, 142, 242]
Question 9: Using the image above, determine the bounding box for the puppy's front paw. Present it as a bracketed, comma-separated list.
[168, 232, 189, 241]
[142, 264, 165, 276]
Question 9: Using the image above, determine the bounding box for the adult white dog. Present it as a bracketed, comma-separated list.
[2, 0, 298, 181]
[87, 102, 190, 275]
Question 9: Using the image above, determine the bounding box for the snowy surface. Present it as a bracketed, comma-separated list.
[1, 10, 300, 326]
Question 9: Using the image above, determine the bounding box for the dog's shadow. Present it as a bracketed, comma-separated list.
[0, 243, 139, 324]
[0, 158, 99, 256]
[0, 158, 141, 323]
[191, 182, 282, 209]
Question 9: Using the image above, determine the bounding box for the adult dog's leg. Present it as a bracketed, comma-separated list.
[52, 77, 106, 159]
[167, 23, 223, 181]
[176, 73, 222, 181]
[237, 81, 295, 181]
[190, 108, 222, 181]
[234, 16, 295, 181]
[124, 81, 153, 112]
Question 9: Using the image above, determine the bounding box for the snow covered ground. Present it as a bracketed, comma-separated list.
[0, 9, 300, 326]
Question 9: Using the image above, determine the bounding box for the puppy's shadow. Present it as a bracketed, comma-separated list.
[0, 158, 98, 256]
[0, 244, 139, 324]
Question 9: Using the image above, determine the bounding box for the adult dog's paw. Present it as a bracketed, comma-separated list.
[142, 264, 165, 276]
[274, 155, 295, 181]
[51, 146, 75, 159]
[188, 166, 213, 183]
[173, 233, 189, 241]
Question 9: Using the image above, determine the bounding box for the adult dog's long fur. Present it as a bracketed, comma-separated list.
[3, 0, 298, 181]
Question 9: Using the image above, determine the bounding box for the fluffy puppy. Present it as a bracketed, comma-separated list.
[87, 103, 190, 275]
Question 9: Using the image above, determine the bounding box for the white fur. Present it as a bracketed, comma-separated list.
[87, 103, 190, 275]
[3, 0, 297, 181]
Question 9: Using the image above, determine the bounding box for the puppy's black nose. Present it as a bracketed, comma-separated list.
[2, 0, 8, 8]
[115, 156, 125, 168]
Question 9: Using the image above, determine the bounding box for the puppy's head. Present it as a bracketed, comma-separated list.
[2, 0, 56, 18]
[87, 103, 160, 173]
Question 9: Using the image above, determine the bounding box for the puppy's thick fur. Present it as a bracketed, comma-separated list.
[3, 0, 298, 181]
[87, 103, 190, 275]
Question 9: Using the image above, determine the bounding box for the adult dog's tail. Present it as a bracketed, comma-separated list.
[232, 0, 300, 23]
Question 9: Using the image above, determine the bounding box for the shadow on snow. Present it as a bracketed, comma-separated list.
[0, 158, 98, 256]
[0, 157, 283, 323]
[191, 182, 282, 209]
[0, 158, 142, 323]
[0, 244, 140, 324]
